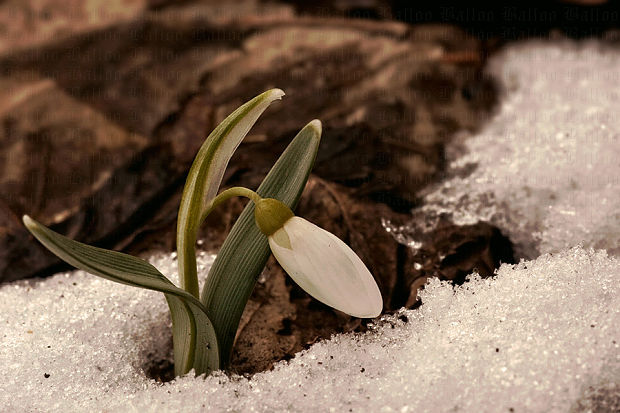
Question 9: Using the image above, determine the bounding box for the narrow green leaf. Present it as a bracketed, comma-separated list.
[201, 119, 322, 367]
[177, 89, 285, 298]
[22, 215, 219, 376]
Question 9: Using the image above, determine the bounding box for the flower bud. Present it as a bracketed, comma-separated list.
[254, 201, 382, 318]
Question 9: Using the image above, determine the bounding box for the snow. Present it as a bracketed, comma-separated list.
[1, 247, 618, 412]
[385, 39, 620, 259]
[1, 40, 620, 412]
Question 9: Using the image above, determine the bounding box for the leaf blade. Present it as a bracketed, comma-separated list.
[176, 89, 285, 298]
[201, 120, 322, 367]
[23, 215, 219, 376]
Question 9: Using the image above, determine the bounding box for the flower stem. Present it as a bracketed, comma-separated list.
[199, 187, 262, 227]
[179, 187, 261, 298]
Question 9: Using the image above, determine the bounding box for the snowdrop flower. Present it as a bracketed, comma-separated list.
[254, 198, 383, 318]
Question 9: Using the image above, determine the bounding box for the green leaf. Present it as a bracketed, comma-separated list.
[201, 119, 322, 368]
[22, 215, 219, 377]
[177, 89, 285, 298]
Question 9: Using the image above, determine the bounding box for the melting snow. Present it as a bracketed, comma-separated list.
[386, 39, 620, 259]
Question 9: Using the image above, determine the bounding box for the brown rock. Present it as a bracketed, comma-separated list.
[0, 0, 147, 55]
[161, 19, 496, 210]
[0, 76, 148, 221]
[1, 6, 498, 283]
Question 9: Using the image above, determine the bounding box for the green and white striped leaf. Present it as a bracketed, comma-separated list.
[177, 89, 285, 298]
[201, 119, 321, 367]
[22, 215, 219, 377]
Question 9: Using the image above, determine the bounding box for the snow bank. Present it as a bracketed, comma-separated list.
[386, 40, 620, 258]
[1, 40, 620, 412]
[1, 249, 618, 412]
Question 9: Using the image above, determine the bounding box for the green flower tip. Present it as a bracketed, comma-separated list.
[254, 198, 294, 236]
[22, 215, 35, 229]
[308, 119, 322, 135]
[266, 88, 285, 101]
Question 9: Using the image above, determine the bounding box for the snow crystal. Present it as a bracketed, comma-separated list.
[385, 40, 620, 258]
[1, 40, 620, 412]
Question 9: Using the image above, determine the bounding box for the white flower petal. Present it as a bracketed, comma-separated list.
[268, 217, 382, 318]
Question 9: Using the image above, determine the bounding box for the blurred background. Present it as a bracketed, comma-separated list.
[1, 0, 618, 374]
